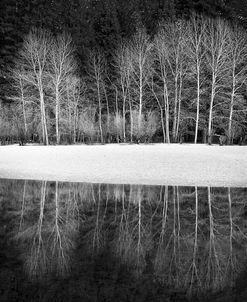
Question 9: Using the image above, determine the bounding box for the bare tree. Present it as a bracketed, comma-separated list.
[49, 32, 77, 144]
[186, 14, 206, 143]
[153, 26, 171, 143]
[10, 67, 29, 137]
[129, 28, 152, 139]
[204, 18, 230, 144]
[88, 50, 106, 143]
[114, 41, 133, 142]
[165, 20, 186, 142]
[226, 25, 247, 144]
[18, 28, 51, 145]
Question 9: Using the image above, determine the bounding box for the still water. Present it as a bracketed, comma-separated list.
[1, 179, 247, 302]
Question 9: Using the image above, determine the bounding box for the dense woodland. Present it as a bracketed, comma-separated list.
[1, 0, 247, 145]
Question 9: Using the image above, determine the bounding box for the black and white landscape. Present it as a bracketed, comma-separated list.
[1, 1, 247, 302]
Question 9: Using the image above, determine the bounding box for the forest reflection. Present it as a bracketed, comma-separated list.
[2, 179, 247, 297]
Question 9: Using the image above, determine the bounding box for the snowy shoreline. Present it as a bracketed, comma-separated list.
[0, 144, 246, 187]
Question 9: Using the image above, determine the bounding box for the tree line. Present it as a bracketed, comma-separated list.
[1, 14, 247, 145]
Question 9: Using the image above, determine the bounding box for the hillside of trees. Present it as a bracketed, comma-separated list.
[1, 0, 247, 145]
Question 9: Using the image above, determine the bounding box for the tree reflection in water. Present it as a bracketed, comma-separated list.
[2, 179, 247, 299]
[14, 180, 80, 280]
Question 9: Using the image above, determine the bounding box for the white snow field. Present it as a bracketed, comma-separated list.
[0, 143, 246, 187]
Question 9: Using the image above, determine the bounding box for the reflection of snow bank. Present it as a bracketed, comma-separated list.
[0, 144, 246, 187]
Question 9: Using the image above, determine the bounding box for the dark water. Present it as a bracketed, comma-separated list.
[1, 179, 247, 302]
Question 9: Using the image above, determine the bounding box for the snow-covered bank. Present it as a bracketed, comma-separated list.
[0, 144, 246, 187]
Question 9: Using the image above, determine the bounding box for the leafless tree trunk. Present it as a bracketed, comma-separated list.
[129, 29, 152, 139]
[154, 27, 171, 143]
[103, 83, 110, 136]
[205, 18, 229, 144]
[128, 89, 133, 142]
[18, 28, 50, 145]
[11, 69, 28, 136]
[115, 42, 132, 142]
[49, 32, 77, 144]
[88, 51, 106, 143]
[166, 21, 186, 143]
[175, 70, 183, 140]
[151, 77, 166, 143]
[186, 14, 206, 143]
[227, 26, 247, 144]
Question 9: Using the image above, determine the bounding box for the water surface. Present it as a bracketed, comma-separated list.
[1, 179, 247, 301]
